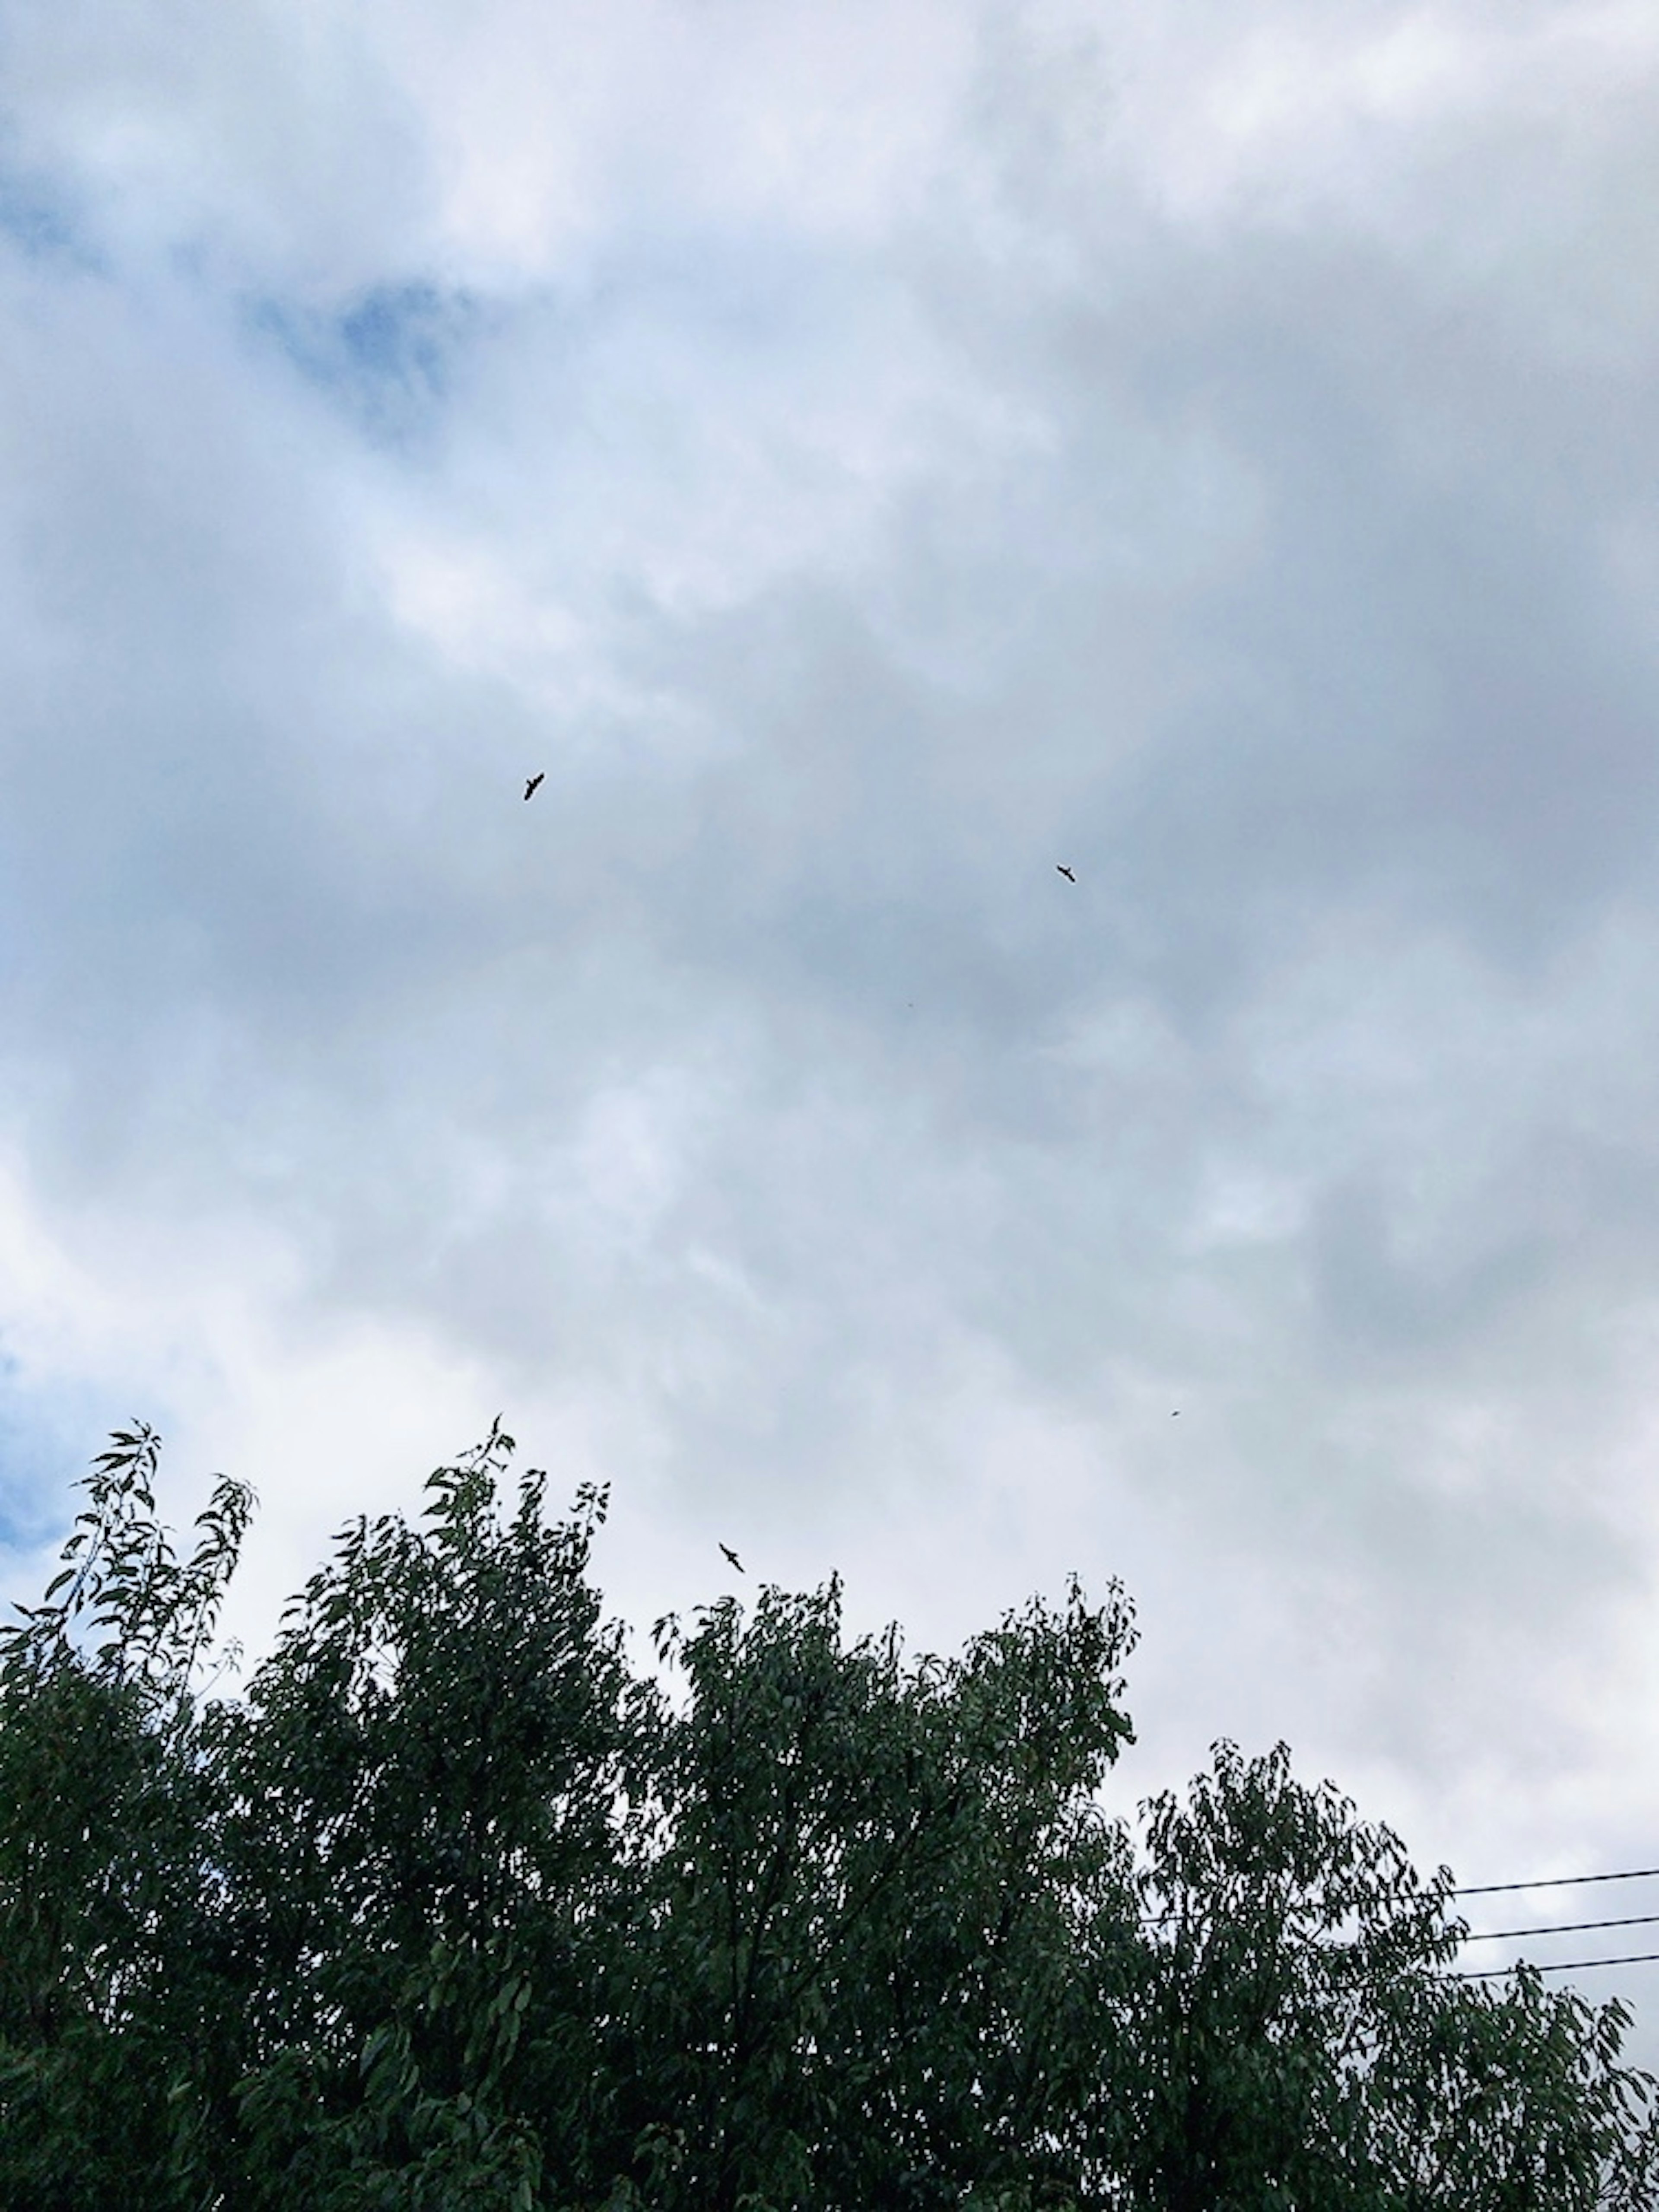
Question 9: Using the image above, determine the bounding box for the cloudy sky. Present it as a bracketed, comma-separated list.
[4, 0, 1659, 2014]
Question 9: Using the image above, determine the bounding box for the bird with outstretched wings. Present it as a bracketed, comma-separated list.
[1056, 864, 1076, 882]
[524, 772, 545, 801]
[719, 1543, 744, 1573]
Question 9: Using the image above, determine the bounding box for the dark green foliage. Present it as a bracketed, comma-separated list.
[1119, 1743, 1659, 2209]
[1, 1424, 1655, 2209]
[0, 1425, 254, 2210]
[600, 1576, 1137, 2210]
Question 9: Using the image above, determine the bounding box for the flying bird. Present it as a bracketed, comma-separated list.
[719, 1543, 745, 1573]
[1056, 864, 1076, 882]
[524, 772, 545, 801]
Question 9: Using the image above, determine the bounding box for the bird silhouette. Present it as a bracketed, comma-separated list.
[524, 772, 545, 801]
[1056, 864, 1076, 882]
[719, 1543, 745, 1573]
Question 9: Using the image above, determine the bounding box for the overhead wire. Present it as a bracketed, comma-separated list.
[1453, 1951, 1659, 1982]
[1135, 1862, 1659, 1980]
[1454, 1864, 1659, 1899]
[1449, 1863, 1659, 1979]
[1460, 1911, 1659, 1944]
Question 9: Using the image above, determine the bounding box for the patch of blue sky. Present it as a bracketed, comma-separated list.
[0, 1363, 122, 1560]
[249, 278, 484, 447]
[0, 155, 98, 270]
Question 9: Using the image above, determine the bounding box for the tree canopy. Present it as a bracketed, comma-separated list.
[2, 1423, 1655, 2209]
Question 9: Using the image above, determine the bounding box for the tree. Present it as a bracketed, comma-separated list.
[596, 1572, 1137, 2211]
[1, 1424, 1655, 2209]
[1117, 1740, 1659, 2209]
[0, 1424, 251, 2209]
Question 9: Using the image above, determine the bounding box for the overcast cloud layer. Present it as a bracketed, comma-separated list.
[4, 0, 1659, 2014]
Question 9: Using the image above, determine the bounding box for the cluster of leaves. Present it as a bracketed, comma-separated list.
[1, 1424, 1656, 2209]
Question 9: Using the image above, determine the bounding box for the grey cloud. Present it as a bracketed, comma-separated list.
[3, 5, 1659, 2032]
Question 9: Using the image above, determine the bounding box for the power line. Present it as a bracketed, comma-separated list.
[1453, 1950, 1659, 1982]
[1134, 1866, 1659, 1965]
[1455, 1865, 1659, 1899]
[1451, 1885, 1659, 1983]
[1462, 1911, 1659, 1944]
